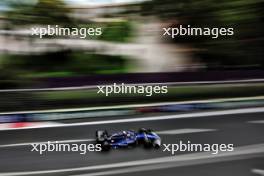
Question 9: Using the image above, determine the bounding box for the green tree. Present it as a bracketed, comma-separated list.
[142, 0, 264, 69]
[6, 0, 72, 26]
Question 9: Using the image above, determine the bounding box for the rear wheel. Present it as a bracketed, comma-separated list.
[101, 141, 111, 151]
[129, 140, 138, 148]
[96, 130, 108, 142]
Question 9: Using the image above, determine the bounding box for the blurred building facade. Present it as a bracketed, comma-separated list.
[0, 1, 194, 73]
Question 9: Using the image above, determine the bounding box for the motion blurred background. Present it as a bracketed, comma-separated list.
[0, 0, 264, 112]
[0, 1, 264, 175]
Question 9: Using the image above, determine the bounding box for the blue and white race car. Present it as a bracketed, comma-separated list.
[96, 128, 161, 151]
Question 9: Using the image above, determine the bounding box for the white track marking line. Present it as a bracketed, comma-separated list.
[0, 139, 95, 148]
[0, 143, 264, 176]
[248, 120, 264, 124]
[252, 169, 264, 175]
[0, 128, 216, 148]
[1, 107, 264, 131]
[157, 128, 217, 135]
[1, 96, 264, 115]
[73, 160, 264, 176]
[0, 79, 263, 93]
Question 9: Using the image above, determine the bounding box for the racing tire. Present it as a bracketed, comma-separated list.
[152, 139, 161, 149]
[96, 130, 108, 142]
[101, 141, 111, 151]
[129, 141, 138, 148]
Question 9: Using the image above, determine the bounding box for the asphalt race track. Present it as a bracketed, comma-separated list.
[0, 108, 264, 176]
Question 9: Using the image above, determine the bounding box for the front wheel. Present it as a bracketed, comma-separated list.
[152, 139, 161, 149]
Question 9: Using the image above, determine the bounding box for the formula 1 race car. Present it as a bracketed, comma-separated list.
[96, 128, 161, 151]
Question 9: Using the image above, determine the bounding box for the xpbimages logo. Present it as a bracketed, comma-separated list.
[31, 25, 102, 38]
[162, 141, 234, 155]
[163, 25, 234, 39]
[97, 83, 168, 96]
[31, 141, 102, 155]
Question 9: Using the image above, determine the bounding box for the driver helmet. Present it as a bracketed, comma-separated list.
[122, 131, 127, 136]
